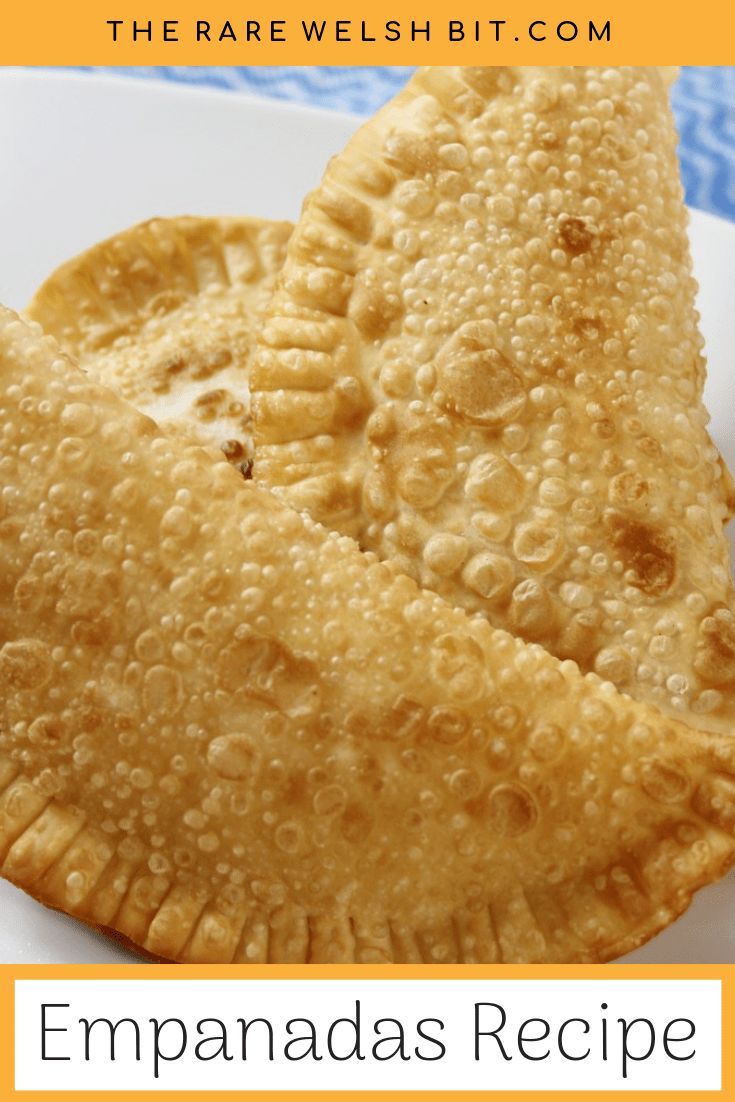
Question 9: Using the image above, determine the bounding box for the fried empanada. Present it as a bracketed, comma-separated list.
[2, 305, 735, 963]
[27, 216, 292, 472]
[251, 66, 735, 736]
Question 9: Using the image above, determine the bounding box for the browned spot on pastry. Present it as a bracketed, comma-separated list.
[572, 312, 604, 341]
[558, 216, 595, 256]
[605, 513, 676, 596]
[221, 439, 245, 462]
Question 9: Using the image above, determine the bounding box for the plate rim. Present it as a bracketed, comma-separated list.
[3, 67, 733, 235]
[0, 66, 365, 125]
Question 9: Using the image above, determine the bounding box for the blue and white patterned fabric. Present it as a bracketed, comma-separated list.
[65, 66, 735, 220]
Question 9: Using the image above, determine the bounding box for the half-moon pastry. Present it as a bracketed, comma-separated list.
[250, 66, 735, 736]
[1, 305, 735, 962]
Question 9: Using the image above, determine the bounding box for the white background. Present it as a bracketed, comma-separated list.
[15, 979, 721, 1092]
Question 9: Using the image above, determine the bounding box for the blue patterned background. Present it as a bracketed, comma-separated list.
[65, 66, 735, 221]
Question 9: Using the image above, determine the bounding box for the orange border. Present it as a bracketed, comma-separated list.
[1, 963, 732, 1101]
[1, 0, 735, 63]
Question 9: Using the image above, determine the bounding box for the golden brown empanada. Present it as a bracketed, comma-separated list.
[250, 66, 735, 737]
[27, 216, 292, 473]
[2, 305, 735, 963]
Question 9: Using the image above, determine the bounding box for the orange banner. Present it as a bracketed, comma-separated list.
[2, 962, 735, 1101]
[2, 0, 734, 64]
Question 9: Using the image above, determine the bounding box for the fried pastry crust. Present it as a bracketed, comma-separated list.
[2, 306, 735, 962]
[27, 216, 291, 472]
[251, 66, 735, 735]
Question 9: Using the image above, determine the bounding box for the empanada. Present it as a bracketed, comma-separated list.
[2, 305, 735, 963]
[250, 66, 735, 736]
[27, 216, 292, 473]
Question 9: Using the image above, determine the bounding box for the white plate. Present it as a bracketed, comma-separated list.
[1, 70, 735, 964]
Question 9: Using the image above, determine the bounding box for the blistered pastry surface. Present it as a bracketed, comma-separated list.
[252, 66, 735, 735]
[1, 306, 735, 962]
